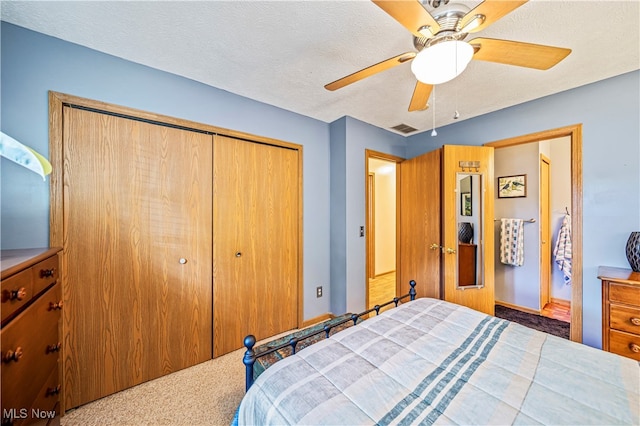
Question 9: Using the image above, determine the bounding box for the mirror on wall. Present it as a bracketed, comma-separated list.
[457, 173, 483, 289]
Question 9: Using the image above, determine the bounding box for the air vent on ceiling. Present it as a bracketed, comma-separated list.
[391, 123, 418, 134]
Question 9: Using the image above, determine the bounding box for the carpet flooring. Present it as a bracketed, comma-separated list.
[61, 347, 245, 426]
[495, 305, 570, 340]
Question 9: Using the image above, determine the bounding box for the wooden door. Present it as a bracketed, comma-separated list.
[213, 135, 299, 356]
[442, 145, 495, 315]
[540, 155, 551, 310]
[398, 149, 441, 298]
[62, 107, 213, 409]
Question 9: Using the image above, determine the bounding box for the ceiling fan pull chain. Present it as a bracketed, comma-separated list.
[431, 85, 437, 137]
[454, 61, 460, 120]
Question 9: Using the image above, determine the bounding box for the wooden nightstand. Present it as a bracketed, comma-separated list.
[599, 266, 640, 360]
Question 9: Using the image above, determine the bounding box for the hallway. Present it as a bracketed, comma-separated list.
[368, 271, 396, 312]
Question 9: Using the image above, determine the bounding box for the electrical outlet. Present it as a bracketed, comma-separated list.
[316, 286, 323, 298]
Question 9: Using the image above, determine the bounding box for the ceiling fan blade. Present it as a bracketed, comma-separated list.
[459, 1, 528, 33]
[470, 38, 571, 70]
[372, 0, 440, 38]
[408, 81, 432, 112]
[325, 52, 416, 91]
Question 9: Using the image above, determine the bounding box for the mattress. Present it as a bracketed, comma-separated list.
[238, 298, 639, 425]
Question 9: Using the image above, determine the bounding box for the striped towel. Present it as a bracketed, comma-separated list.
[500, 218, 524, 266]
[554, 214, 572, 285]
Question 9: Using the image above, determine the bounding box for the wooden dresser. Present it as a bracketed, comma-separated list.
[599, 266, 640, 361]
[1, 248, 62, 425]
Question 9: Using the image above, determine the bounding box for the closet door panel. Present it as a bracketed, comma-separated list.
[62, 107, 212, 409]
[213, 135, 298, 357]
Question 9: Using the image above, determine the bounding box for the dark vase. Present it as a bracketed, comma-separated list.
[458, 222, 474, 244]
[626, 232, 640, 272]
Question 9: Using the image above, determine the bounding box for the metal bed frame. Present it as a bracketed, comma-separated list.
[242, 280, 417, 391]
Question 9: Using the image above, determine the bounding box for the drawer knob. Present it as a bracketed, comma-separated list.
[46, 342, 62, 354]
[2, 347, 23, 363]
[9, 287, 27, 301]
[630, 343, 640, 353]
[45, 385, 61, 396]
[631, 317, 640, 326]
[40, 268, 56, 278]
[49, 300, 64, 310]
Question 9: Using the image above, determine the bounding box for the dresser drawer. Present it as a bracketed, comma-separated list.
[1, 269, 34, 323]
[1, 284, 61, 420]
[31, 255, 59, 298]
[609, 282, 640, 306]
[608, 329, 640, 361]
[610, 303, 640, 335]
[28, 366, 61, 425]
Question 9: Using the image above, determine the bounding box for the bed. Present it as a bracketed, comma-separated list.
[237, 293, 639, 425]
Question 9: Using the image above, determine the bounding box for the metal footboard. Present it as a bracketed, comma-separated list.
[242, 280, 417, 391]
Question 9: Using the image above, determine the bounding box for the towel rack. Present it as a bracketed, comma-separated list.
[494, 218, 536, 223]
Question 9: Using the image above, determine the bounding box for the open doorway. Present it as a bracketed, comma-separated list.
[365, 150, 403, 310]
[486, 124, 582, 343]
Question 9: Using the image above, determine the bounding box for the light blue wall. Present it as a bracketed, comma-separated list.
[494, 143, 541, 309]
[329, 118, 348, 315]
[343, 117, 406, 313]
[407, 70, 640, 348]
[329, 117, 406, 315]
[0, 22, 336, 321]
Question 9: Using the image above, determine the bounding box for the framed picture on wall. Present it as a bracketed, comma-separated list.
[461, 192, 472, 216]
[498, 174, 527, 198]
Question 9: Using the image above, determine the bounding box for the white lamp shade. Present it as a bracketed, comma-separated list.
[411, 40, 474, 85]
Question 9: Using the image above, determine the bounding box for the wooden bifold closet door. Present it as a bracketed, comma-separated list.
[62, 106, 213, 409]
[212, 135, 299, 357]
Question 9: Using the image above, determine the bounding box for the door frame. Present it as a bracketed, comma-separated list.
[485, 124, 583, 343]
[364, 149, 404, 310]
[539, 154, 551, 311]
[367, 172, 376, 280]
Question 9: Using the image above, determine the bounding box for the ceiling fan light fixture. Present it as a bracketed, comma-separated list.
[458, 14, 485, 33]
[411, 40, 473, 85]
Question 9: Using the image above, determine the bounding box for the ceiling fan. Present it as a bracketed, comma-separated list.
[324, 0, 572, 112]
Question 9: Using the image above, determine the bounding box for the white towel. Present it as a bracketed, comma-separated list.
[554, 214, 572, 285]
[500, 218, 524, 266]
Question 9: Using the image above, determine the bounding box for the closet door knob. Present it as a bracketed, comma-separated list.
[446, 248, 456, 254]
[235, 252, 242, 257]
[179, 258, 188, 264]
[429, 243, 440, 250]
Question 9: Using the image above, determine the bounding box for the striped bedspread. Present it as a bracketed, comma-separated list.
[238, 298, 639, 425]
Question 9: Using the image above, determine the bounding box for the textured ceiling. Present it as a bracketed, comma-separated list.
[2, 0, 639, 136]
